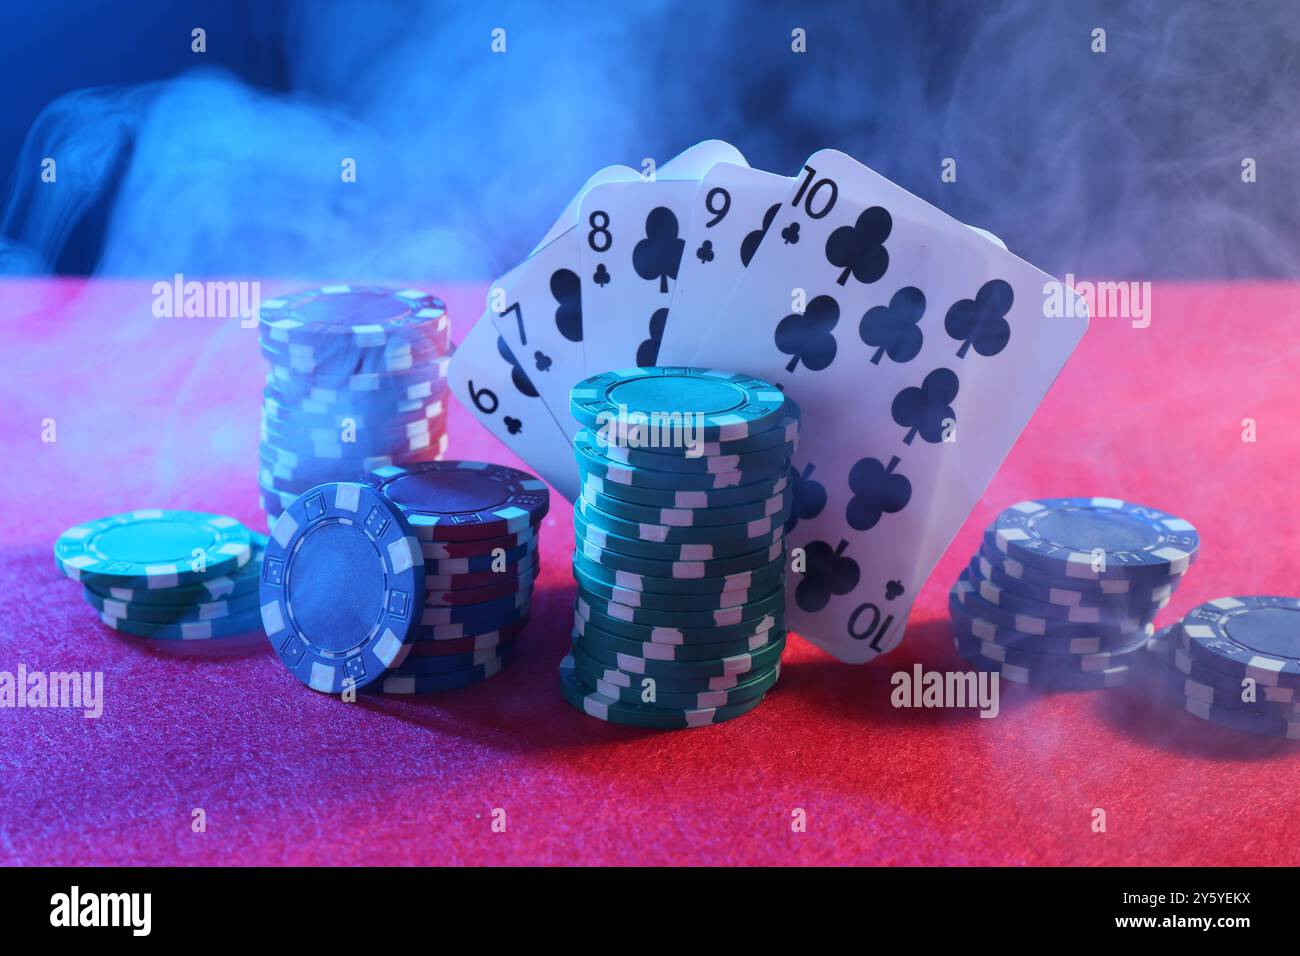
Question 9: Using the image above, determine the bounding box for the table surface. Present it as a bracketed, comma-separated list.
[2, 277, 1298, 866]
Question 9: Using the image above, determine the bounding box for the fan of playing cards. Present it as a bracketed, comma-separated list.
[449, 141, 1089, 664]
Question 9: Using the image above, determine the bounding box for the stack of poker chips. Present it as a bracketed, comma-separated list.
[559, 367, 797, 729]
[55, 510, 264, 644]
[257, 285, 453, 527]
[1143, 597, 1300, 739]
[261, 462, 547, 695]
[949, 497, 1199, 690]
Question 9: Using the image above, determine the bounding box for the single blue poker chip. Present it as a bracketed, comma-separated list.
[558, 653, 767, 729]
[372, 656, 505, 694]
[570, 367, 788, 444]
[1177, 596, 1300, 687]
[55, 510, 253, 590]
[260, 482, 425, 693]
[361, 460, 549, 541]
[988, 498, 1199, 582]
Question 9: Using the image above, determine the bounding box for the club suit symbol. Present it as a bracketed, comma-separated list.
[825, 207, 891, 286]
[633, 207, 685, 293]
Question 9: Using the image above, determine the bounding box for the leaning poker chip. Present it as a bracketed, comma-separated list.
[579, 486, 790, 528]
[363, 460, 549, 541]
[570, 367, 788, 442]
[576, 599, 781, 647]
[576, 587, 784, 631]
[571, 551, 784, 596]
[374, 657, 505, 695]
[559, 654, 766, 728]
[574, 626, 788, 680]
[988, 498, 1199, 582]
[1176, 596, 1300, 686]
[572, 564, 778, 612]
[574, 497, 790, 548]
[575, 534, 784, 579]
[952, 635, 1137, 690]
[575, 431, 788, 492]
[260, 482, 425, 693]
[951, 572, 1144, 639]
[568, 639, 771, 694]
[580, 471, 789, 510]
[97, 609, 264, 641]
[575, 510, 784, 563]
[574, 653, 780, 710]
[55, 511, 253, 590]
[83, 587, 260, 625]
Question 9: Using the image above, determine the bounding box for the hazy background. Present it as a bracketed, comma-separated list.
[1, 0, 1296, 281]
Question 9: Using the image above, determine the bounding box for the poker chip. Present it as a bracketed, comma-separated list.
[1146, 648, 1300, 717]
[572, 564, 776, 612]
[83, 587, 260, 625]
[419, 588, 533, 628]
[1167, 638, 1300, 704]
[597, 404, 801, 459]
[580, 471, 790, 510]
[988, 498, 1199, 583]
[577, 588, 783, 632]
[574, 627, 788, 681]
[575, 533, 784, 578]
[573, 653, 780, 710]
[418, 527, 538, 560]
[55, 510, 253, 589]
[558, 654, 768, 729]
[97, 609, 265, 641]
[570, 367, 788, 442]
[591, 435, 798, 476]
[419, 554, 538, 591]
[575, 600, 781, 648]
[1174, 596, 1300, 686]
[575, 509, 785, 562]
[423, 539, 537, 574]
[574, 496, 790, 547]
[393, 646, 511, 673]
[952, 618, 1148, 673]
[82, 533, 265, 607]
[949, 590, 1144, 655]
[361, 460, 549, 541]
[955, 636, 1137, 690]
[575, 431, 789, 491]
[409, 618, 529, 651]
[257, 285, 452, 525]
[572, 552, 785, 596]
[260, 482, 425, 693]
[971, 552, 1176, 613]
[569, 639, 773, 694]
[580, 486, 790, 528]
[375, 657, 505, 695]
[951, 575, 1144, 638]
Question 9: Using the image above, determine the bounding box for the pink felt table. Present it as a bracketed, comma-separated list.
[1, 277, 1298, 866]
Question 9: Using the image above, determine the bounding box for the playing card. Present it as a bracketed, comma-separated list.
[696, 148, 1090, 663]
[657, 162, 791, 364]
[448, 309, 579, 502]
[578, 141, 746, 374]
[489, 165, 641, 444]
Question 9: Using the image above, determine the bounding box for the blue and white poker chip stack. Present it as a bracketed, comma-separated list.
[1143, 597, 1300, 739]
[261, 463, 549, 696]
[950, 497, 1200, 690]
[561, 368, 798, 729]
[257, 285, 453, 528]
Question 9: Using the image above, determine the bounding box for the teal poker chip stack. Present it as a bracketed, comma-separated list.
[54, 510, 266, 644]
[256, 285, 453, 528]
[948, 498, 1199, 690]
[1141, 599, 1300, 739]
[561, 367, 797, 729]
